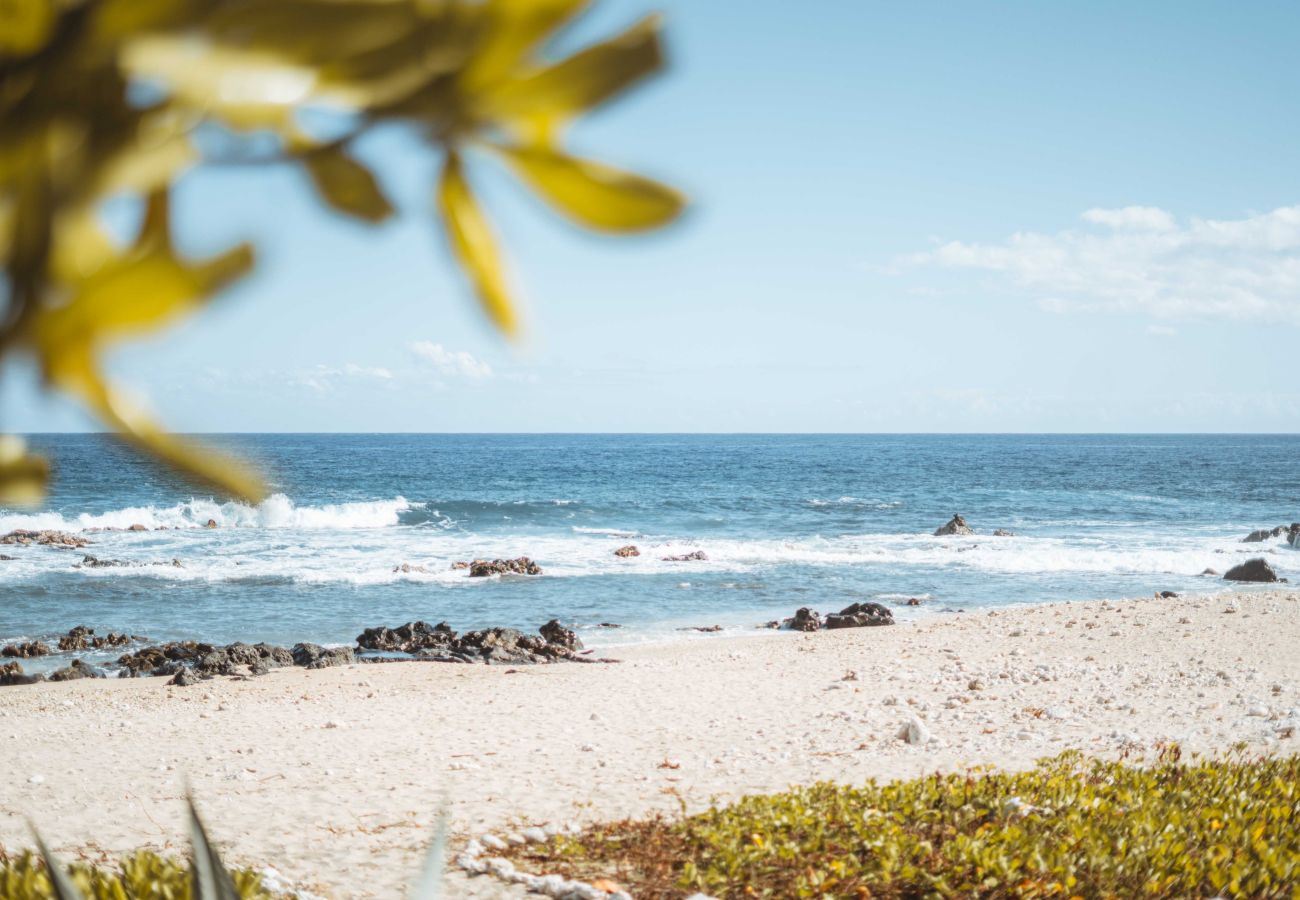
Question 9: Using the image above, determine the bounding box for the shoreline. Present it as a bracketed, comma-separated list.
[1, 589, 1297, 898]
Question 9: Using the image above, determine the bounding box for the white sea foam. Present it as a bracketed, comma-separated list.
[0, 494, 413, 532]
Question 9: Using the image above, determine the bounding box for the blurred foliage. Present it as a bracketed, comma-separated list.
[0, 0, 683, 504]
[504, 749, 1300, 898]
[0, 850, 273, 900]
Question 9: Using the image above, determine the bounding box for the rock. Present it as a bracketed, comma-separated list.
[57, 626, 132, 652]
[1200, 568, 1219, 576]
[127, 523, 148, 532]
[897, 716, 932, 745]
[1, 529, 89, 548]
[357, 620, 456, 653]
[824, 601, 894, 628]
[291, 643, 354, 669]
[204, 519, 218, 528]
[905, 597, 923, 606]
[1244, 529, 1274, 543]
[613, 545, 640, 558]
[661, 550, 707, 562]
[0, 661, 44, 687]
[992, 529, 1014, 537]
[1223, 558, 1283, 583]
[450, 561, 470, 570]
[539, 619, 583, 651]
[934, 514, 974, 536]
[679, 625, 722, 633]
[782, 607, 822, 632]
[393, 563, 431, 574]
[1, 640, 52, 658]
[468, 557, 542, 577]
[1156, 590, 1179, 599]
[48, 659, 108, 681]
[446, 628, 570, 665]
[169, 668, 203, 687]
[597, 622, 622, 628]
[118, 640, 289, 678]
[78, 554, 133, 568]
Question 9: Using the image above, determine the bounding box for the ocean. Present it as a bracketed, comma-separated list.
[2, 434, 1297, 671]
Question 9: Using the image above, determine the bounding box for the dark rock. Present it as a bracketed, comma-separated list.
[357, 621, 456, 654]
[447, 628, 567, 665]
[597, 622, 622, 628]
[613, 545, 640, 558]
[782, 607, 823, 632]
[48, 659, 108, 681]
[204, 519, 218, 528]
[934, 514, 974, 536]
[1158, 591, 1179, 599]
[78, 554, 133, 568]
[57, 626, 132, 652]
[127, 523, 148, 532]
[1244, 529, 1274, 543]
[824, 601, 894, 628]
[468, 557, 542, 577]
[993, 529, 1014, 537]
[0, 661, 43, 687]
[1200, 568, 1219, 576]
[1223, 558, 1283, 583]
[661, 550, 707, 562]
[291, 643, 354, 669]
[679, 625, 722, 633]
[1, 529, 89, 548]
[0, 554, 15, 560]
[762, 620, 780, 629]
[1, 640, 52, 658]
[450, 561, 469, 570]
[169, 668, 204, 687]
[539, 619, 583, 651]
[905, 597, 923, 606]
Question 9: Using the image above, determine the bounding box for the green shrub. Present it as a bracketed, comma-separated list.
[505, 750, 1300, 898]
[0, 850, 273, 899]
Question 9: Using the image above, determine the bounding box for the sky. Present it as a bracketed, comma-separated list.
[7, 0, 1300, 433]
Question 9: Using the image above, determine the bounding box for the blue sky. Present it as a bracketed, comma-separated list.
[8, 0, 1300, 432]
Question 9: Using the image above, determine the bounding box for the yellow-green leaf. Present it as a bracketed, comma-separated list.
[463, 0, 590, 91]
[496, 143, 683, 232]
[0, 435, 49, 506]
[437, 153, 518, 337]
[481, 15, 664, 125]
[0, 0, 55, 56]
[303, 147, 394, 224]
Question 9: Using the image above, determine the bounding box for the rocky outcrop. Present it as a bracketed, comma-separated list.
[539, 619, 583, 651]
[393, 563, 431, 574]
[450, 561, 470, 570]
[468, 557, 542, 577]
[783, 607, 823, 632]
[1223, 558, 1284, 583]
[204, 519, 218, 528]
[1243, 524, 1300, 543]
[117, 640, 291, 680]
[934, 514, 974, 536]
[825, 601, 894, 628]
[291, 643, 354, 669]
[48, 659, 108, 681]
[661, 550, 707, 562]
[356, 621, 456, 654]
[1, 529, 89, 548]
[993, 529, 1014, 537]
[1, 640, 52, 658]
[613, 545, 640, 558]
[0, 662, 43, 686]
[58, 626, 135, 652]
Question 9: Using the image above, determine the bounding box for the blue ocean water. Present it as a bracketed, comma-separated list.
[1, 434, 1297, 667]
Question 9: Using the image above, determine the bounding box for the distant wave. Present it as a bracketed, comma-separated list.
[807, 496, 902, 509]
[571, 526, 640, 538]
[0, 494, 413, 532]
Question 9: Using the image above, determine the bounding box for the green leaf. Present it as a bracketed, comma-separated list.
[29, 825, 86, 900]
[437, 153, 518, 337]
[188, 797, 241, 900]
[303, 146, 395, 224]
[495, 143, 684, 232]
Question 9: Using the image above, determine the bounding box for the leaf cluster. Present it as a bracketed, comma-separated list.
[0, 0, 683, 503]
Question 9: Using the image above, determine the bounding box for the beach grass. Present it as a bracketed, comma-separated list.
[502, 747, 1300, 898]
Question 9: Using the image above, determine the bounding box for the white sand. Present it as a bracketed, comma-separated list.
[2, 590, 1298, 898]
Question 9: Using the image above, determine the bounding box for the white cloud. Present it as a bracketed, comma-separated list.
[410, 341, 493, 379]
[911, 205, 1300, 321]
[1080, 206, 1176, 232]
[289, 363, 394, 392]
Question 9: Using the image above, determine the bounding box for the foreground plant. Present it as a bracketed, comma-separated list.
[0, 0, 684, 504]
[5, 796, 447, 899]
[502, 749, 1300, 898]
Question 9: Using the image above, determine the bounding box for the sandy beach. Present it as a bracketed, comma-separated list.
[1, 589, 1297, 898]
